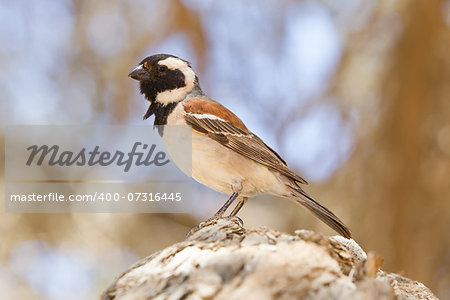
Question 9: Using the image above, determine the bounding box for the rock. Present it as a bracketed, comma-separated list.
[101, 218, 437, 300]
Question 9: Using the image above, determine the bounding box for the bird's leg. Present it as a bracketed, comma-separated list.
[225, 196, 247, 226]
[212, 192, 240, 219]
[228, 197, 247, 217]
[223, 196, 248, 227]
[186, 190, 243, 238]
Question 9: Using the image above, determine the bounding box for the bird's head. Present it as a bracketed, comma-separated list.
[129, 54, 199, 108]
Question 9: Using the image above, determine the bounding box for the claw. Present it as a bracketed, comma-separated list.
[224, 215, 244, 227]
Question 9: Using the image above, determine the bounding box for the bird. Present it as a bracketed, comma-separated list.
[128, 54, 352, 239]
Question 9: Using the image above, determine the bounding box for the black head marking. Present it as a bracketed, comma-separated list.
[136, 54, 187, 102]
[129, 54, 200, 128]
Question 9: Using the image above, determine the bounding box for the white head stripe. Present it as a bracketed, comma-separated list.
[159, 57, 189, 70]
[155, 57, 197, 105]
[158, 57, 196, 85]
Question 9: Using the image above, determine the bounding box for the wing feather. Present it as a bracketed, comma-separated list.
[185, 113, 307, 184]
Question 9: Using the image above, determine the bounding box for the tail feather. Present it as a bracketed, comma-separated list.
[288, 186, 352, 239]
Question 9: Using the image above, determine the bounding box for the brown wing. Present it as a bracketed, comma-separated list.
[183, 98, 249, 131]
[184, 113, 308, 185]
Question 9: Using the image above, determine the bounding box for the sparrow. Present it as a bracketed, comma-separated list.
[128, 54, 352, 238]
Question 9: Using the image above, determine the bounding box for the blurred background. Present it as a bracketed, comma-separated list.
[1, 0, 449, 299]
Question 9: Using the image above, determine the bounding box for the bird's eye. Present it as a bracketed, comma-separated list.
[158, 65, 167, 72]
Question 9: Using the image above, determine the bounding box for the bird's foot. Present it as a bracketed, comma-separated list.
[186, 215, 244, 238]
[224, 215, 244, 226]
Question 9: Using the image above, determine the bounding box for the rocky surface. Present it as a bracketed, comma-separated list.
[102, 218, 437, 300]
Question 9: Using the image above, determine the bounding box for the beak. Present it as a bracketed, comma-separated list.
[128, 65, 150, 81]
